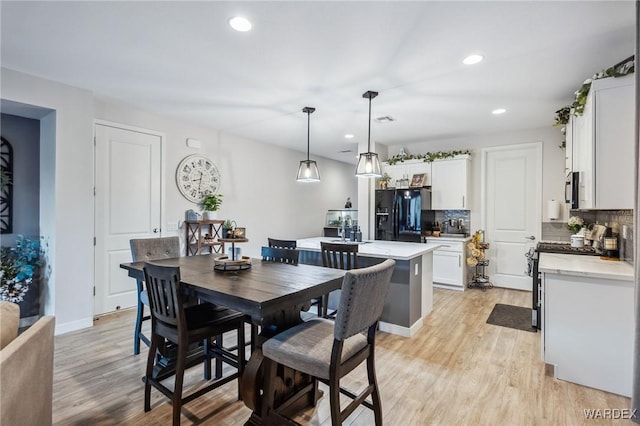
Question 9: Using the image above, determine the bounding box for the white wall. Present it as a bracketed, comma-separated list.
[386, 126, 568, 230]
[93, 97, 358, 258]
[1, 68, 95, 334]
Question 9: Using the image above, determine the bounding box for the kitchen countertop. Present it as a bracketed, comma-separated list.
[538, 253, 633, 281]
[424, 235, 472, 243]
[296, 237, 441, 260]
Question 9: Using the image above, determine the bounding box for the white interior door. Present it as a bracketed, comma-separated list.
[482, 143, 541, 290]
[94, 122, 162, 315]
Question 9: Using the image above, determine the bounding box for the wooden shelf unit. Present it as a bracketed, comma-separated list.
[185, 220, 225, 256]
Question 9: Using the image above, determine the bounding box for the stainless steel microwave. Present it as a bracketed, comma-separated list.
[565, 171, 579, 209]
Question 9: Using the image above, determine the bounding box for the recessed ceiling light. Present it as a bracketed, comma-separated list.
[344, 134, 354, 139]
[229, 17, 252, 32]
[463, 54, 483, 65]
[492, 108, 507, 115]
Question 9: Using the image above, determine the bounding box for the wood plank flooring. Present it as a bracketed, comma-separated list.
[52, 288, 632, 425]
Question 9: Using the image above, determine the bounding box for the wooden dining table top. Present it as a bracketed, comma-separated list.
[120, 254, 346, 321]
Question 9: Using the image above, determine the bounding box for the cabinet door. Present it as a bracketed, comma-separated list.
[433, 250, 463, 287]
[404, 162, 432, 186]
[431, 158, 469, 209]
[594, 79, 634, 209]
[565, 116, 573, 173]
[574, 97, 594, 209]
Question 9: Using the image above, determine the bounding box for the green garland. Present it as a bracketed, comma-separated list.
[386, 149, 471, 165]
[553, 56, 634, 126]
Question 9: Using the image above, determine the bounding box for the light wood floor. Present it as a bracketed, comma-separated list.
[53, 288, 631, 425]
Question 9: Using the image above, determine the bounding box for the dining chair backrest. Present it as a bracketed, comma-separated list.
[267, 238, 297, 249]
[334, 259, 395, 341]
[143, 263, 184, 329]
[320, 242, 358, 270]
[261, 246, 299, 264]
[130, 236, 180, 261]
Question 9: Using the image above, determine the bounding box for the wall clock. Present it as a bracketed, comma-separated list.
[176, 154, 220, 204]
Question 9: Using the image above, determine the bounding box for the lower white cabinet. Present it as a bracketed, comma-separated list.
[543, 272, 633, 397]
[427, 239, 467, 290]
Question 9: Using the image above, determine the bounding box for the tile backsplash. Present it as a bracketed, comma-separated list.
[554, 209, 634, 263]
[434, 210, 471, 234]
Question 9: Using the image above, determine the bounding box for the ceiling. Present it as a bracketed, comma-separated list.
[1, 1, 635, 164]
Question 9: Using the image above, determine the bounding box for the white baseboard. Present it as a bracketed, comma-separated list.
[379, 318, 423, 338]
[433, 283, 465, 291]
[55, 317, 93, 335]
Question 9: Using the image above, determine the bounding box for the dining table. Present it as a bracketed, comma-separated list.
[120, 254, 346, 425]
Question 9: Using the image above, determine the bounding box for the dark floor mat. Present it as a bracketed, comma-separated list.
[486, 303, 536, 333]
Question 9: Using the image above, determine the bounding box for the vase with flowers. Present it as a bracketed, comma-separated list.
[567, 216, 585, 234]
[0, 235, 44, 304]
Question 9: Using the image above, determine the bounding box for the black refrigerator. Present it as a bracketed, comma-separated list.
[375, 188, 434, 242]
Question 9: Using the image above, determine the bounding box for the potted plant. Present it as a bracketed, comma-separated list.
[222, 220, 234, 238]
[0, 235, 44, 304]
[201, 193, 223, 220]
[379, 173, 392, 189]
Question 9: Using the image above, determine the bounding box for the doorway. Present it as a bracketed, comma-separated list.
[481, 143, 542, 291]
[94, 121, 163, 316]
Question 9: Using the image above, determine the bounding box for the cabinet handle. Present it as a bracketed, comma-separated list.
[153, 228, 159, 233]
[462, 196, 465, 208]
[458, 254, 461, 267]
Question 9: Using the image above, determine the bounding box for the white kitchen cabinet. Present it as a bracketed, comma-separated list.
[542, 271, 633, 397]
[572, 75, 634, 209]
[381, 159, 431, 187]
[426, 239, 467, 290]
[431, 156, 470, 210]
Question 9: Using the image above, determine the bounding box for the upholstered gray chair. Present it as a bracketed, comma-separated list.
[262, 258, 395, 426]
[129, 236, 180, 355]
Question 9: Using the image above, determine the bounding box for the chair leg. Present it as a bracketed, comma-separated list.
[134, 281, 145, 355]
[261, 357, 278, 420]
[203, 338, 212, 380]
[316, 296, 324, 318]
[329, 373, 342, 426]
[367, 351, 383, 426]
[237, 322, 246, 400]
[144, 334, 161, 412]
[172, 341, 187, 426]
[214, 334, 223, 379]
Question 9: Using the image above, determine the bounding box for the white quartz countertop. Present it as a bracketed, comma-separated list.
[539, 253, 634, 281]
[296, 237, 440, 260]
[424, 236, 472, 243]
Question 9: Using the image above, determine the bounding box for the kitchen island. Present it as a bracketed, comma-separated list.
[539, 253, 634, 396]
[296, 237, 441, 337]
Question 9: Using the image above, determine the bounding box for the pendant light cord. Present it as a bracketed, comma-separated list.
[367, 95, 372, 153]
[307, 110, 311, 161]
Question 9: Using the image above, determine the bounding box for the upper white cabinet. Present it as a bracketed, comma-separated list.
[431, 155, 470, 210]
[572, 75, 634, 210]
[381, 159, 431, 187]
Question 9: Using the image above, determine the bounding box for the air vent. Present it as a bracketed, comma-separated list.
[375, 116, 396, 123]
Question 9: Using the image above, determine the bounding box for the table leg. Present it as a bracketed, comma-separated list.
[241, 303, 319, 425]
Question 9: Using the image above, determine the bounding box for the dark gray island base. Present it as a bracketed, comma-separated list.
[296, 237, 440, 337]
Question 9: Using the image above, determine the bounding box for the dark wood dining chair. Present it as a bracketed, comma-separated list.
[142, 263, 245, 426]
[130, 236, 181, 355]
[267, 239, 324, 317]
[320, 241, 359, 318]
[267, 237, 297, 249]
[261, 246, 299, 264]
[262, 259, 395, 426]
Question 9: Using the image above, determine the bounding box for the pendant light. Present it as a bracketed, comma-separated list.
[296, 106, 320, 182]
[355, 90, 382, 177]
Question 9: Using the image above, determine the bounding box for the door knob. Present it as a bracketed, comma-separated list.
[525, 235, 535, 240]
[153, 228, 159, 233]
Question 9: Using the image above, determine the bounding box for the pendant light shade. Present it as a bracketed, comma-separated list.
[296, 107, 320, 182]
[355, 90, 382, 177]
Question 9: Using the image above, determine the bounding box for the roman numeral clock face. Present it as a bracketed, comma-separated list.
[176, 155, 220, 203]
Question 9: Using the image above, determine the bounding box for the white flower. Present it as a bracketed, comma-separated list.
[583, 78, 592, 85]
